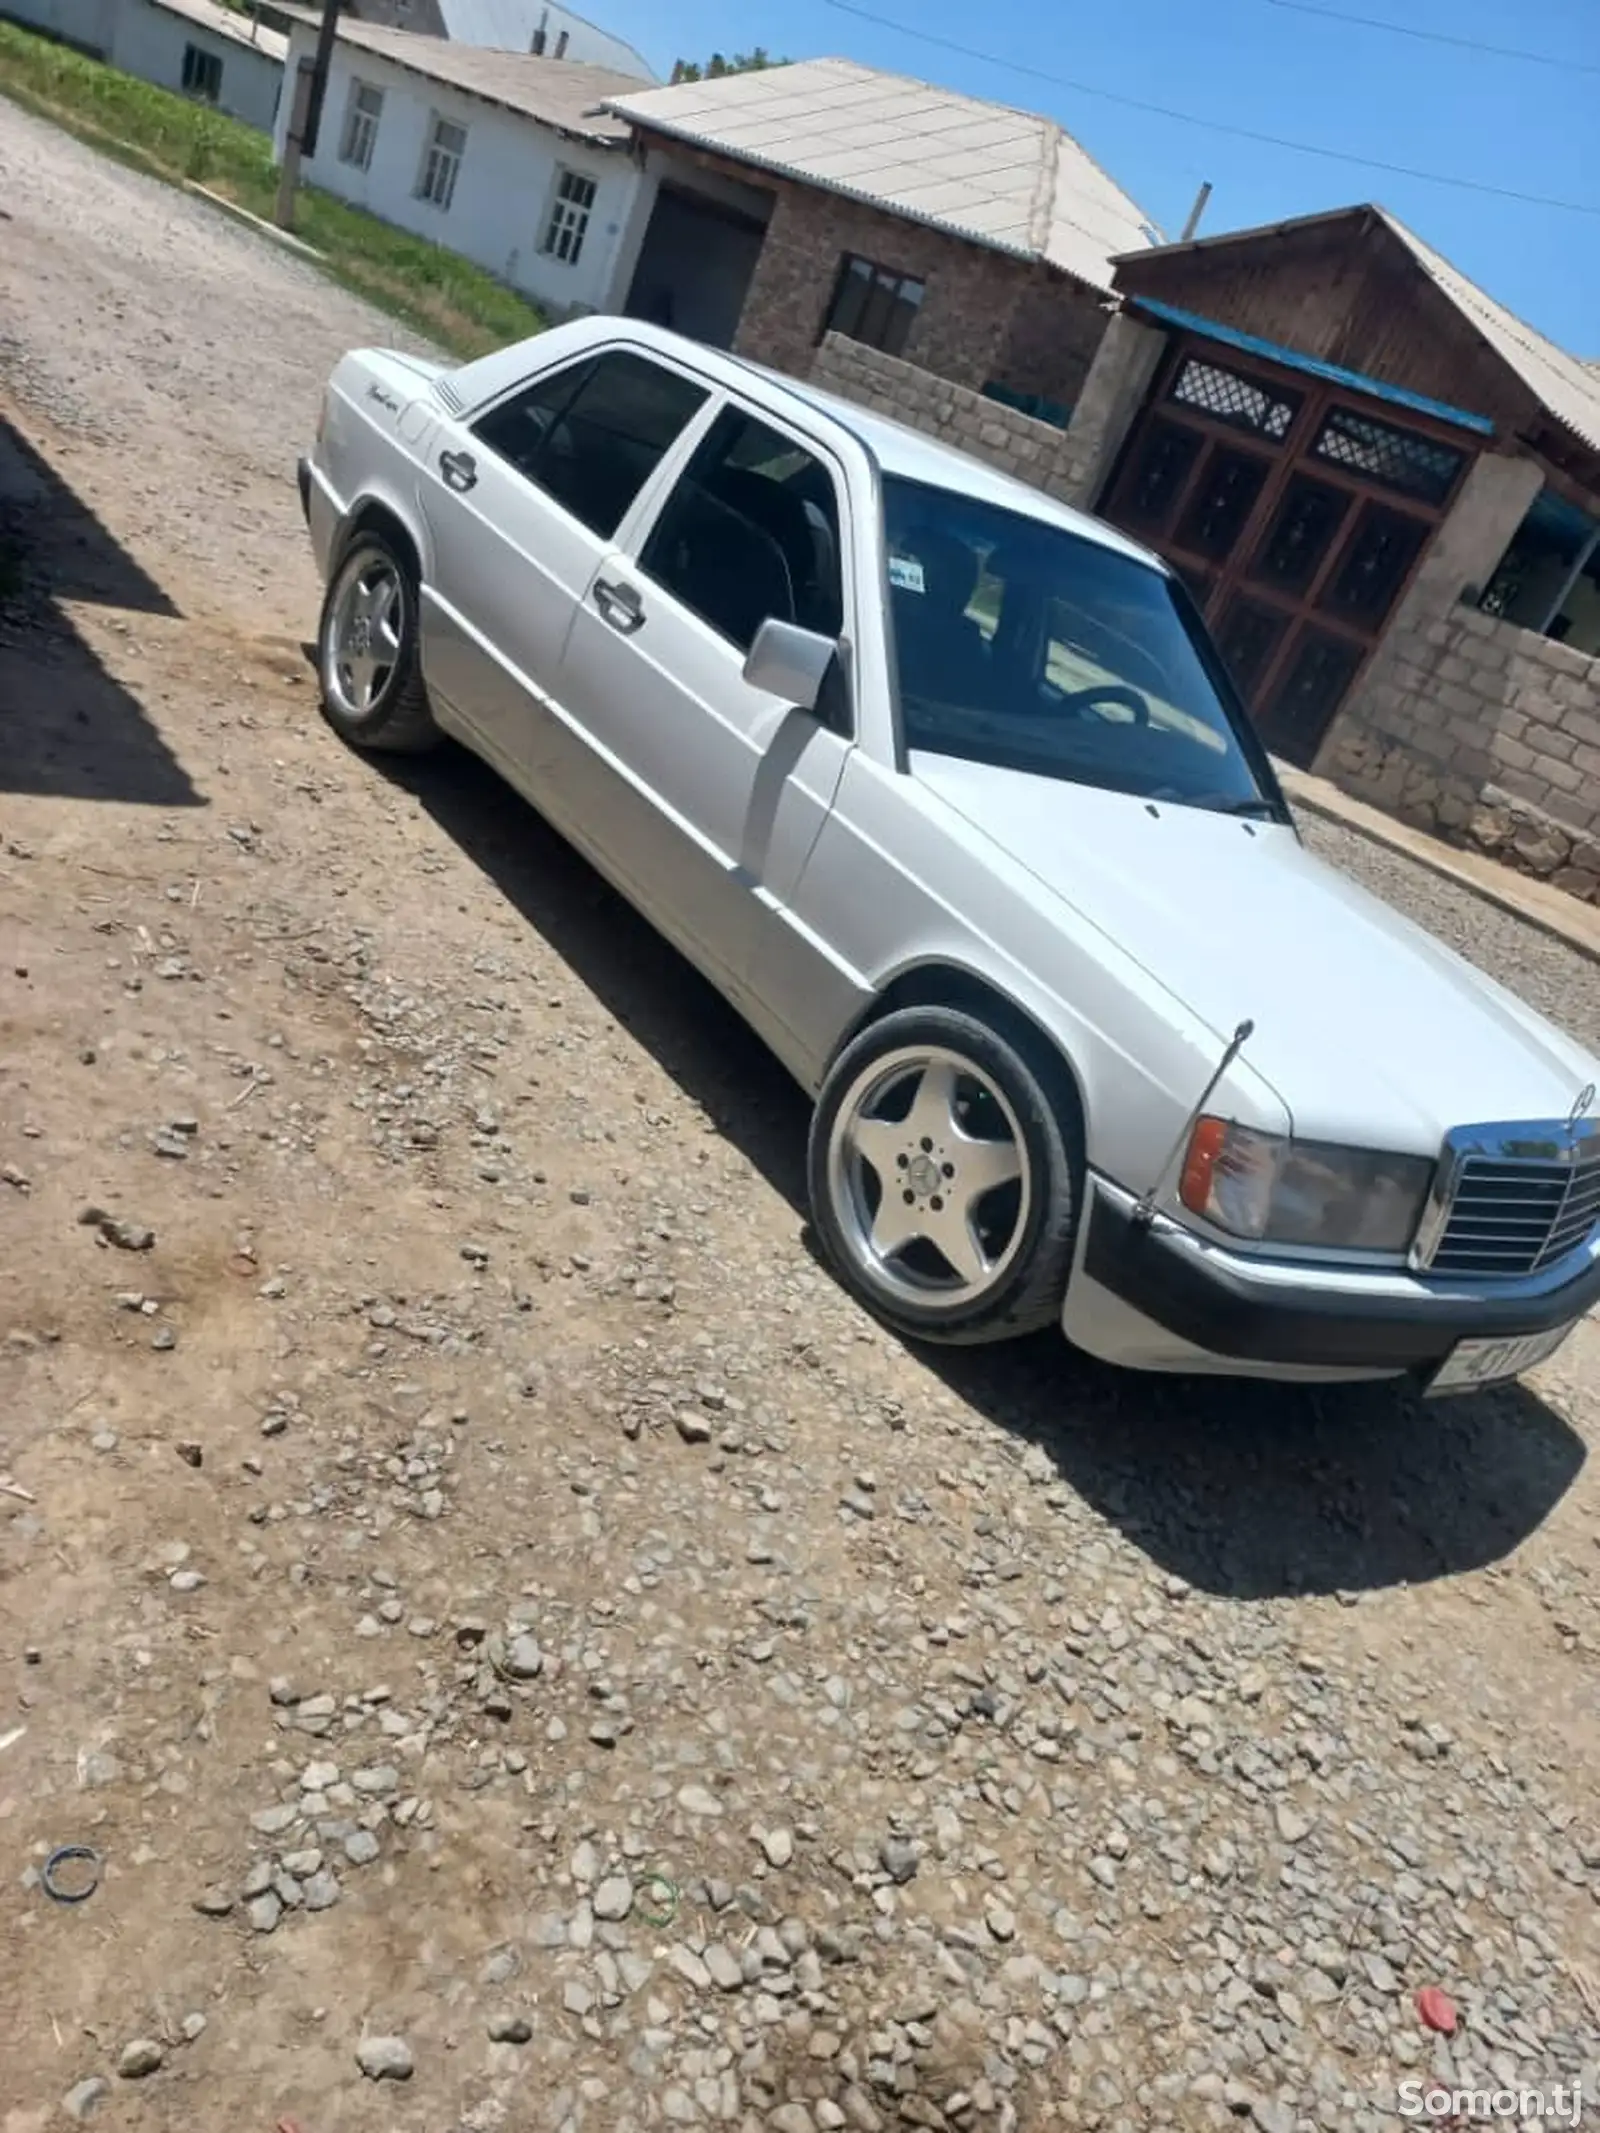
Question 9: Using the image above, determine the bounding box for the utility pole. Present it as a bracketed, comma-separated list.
[274, 0, 343, 231]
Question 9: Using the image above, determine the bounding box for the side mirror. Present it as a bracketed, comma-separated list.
[741, 617, 838, 714]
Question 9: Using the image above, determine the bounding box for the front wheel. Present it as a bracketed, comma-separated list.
[317, 531, 440, 753]
[808, 1005, 1082, 1346]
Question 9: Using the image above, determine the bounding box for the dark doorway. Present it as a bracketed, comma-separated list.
[624, 184, 769, 351]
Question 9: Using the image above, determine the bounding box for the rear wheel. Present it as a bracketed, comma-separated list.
[317, 531, 439, 753]
[808, 1005, 1082, 1345]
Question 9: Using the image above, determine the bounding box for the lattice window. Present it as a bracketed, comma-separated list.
[1169, 358, 1299, 442]
[1312, 408, 1463, 506]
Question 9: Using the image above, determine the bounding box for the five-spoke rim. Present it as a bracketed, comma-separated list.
[826, 1043, 1032, 1310]
[325, 548, 404, 718]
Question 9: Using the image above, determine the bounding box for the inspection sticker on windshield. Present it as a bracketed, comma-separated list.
[887, 555, 925, 594]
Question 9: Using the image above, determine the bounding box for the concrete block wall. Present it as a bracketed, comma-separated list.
[810, 334, 1103, 507]
[1324, 606, 1600, 905]
[1317, 447, 1600, 907]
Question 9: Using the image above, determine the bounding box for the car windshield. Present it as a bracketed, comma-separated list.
[881, 476, 1282, 817]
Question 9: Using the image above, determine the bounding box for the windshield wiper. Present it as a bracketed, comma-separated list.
[1200, 795, 1280, 819]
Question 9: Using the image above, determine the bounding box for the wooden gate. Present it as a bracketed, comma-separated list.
[1100, 333, 1471, 766]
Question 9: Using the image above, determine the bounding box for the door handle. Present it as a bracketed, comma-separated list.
[594, 576, 645, 634]
[439, 449, 477, 493]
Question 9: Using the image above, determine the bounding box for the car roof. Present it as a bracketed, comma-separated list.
[444, 319, 1168, 574]
[744, 361, 1164, 569]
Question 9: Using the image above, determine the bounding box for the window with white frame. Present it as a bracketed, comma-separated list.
[416, 115, 466, 210]
[181, 43, 223, 101]
[542, 167, 596, 264]
[339, 80, 383, 171]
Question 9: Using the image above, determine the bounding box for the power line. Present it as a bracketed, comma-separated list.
[1265, 0, 1596, 77]
[822, 0, 1600, 217]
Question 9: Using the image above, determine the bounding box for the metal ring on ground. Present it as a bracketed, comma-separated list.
[636, 1871, 678, 1927]
[42, 1845, 102, 1904]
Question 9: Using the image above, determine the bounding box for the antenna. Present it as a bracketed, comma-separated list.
[1131, 1019, 1254, 1231]
[1180, 181, 1213, 243]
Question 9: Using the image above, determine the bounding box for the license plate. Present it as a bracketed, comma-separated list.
[1426, 1323, 1575, 1396]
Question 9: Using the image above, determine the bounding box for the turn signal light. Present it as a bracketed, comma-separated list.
[1179, 1115, 1230, 1216]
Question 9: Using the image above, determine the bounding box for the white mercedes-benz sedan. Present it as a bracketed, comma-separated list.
[298, 318, 1600, 1394]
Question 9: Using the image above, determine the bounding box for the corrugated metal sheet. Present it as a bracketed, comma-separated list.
[433, 0, 653, 79]
[278, 9, 634, 136]
[153, 0, 287, 60]
[1375, 210, 1600, 458]
[1113, 204, 1600, 462]
[604, 58, 1160, 291]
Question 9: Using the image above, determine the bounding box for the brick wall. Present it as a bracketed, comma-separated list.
[1324, 606, 1600, 904]
[733, 180, 1027, 387]
[810, 334, 1103, 505]
[989, 277, 1110, 412]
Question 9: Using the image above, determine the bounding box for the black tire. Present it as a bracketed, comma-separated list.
[317, 528, 440, 754]
[807, 1004, 1082, 1346]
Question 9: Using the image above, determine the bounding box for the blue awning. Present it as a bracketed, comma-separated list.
[1125, 297, 1497, 438]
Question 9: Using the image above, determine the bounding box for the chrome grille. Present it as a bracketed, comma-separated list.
[1422, 1120, 1600, 1277]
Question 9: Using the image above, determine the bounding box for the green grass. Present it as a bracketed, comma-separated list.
[0, 21, 547, 358]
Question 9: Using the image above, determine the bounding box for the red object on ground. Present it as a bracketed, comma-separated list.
[1416, 1986, 1459, 2034]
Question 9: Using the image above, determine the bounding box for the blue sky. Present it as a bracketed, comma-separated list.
[596, 0, 1600, 357]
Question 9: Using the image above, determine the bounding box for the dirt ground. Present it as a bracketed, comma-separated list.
[2, 101, 1597, 2133]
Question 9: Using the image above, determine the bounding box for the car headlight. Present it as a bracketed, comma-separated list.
[1179, 1118, 1433, 1253]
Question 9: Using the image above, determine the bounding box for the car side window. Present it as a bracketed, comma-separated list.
[640, 406, 846, 652]
[471, 351, 708, 541]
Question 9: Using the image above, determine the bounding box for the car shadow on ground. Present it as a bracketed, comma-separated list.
[0, 414, 198, 807]
[378, 737, 1588, 1603]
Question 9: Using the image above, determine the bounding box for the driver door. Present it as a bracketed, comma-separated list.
[551, 400, 857, 1009]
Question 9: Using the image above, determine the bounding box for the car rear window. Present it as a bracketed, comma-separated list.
[472, 351, 708, 540]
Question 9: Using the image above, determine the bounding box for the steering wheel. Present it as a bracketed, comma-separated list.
[1060, 682, 1151, 726]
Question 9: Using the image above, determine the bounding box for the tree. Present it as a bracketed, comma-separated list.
[669, 48, 785, 83]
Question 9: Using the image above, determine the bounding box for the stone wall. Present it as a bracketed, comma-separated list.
[1323, 605, 1600, 905]
[810, 334, 1104, 506]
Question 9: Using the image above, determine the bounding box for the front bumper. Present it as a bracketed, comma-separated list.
[1069, 1174, 1600, 1376]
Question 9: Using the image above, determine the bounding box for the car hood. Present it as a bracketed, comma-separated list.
[913, 755, 1599, 1150]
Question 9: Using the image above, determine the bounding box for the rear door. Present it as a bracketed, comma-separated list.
[550, 399, 857, 1007]
[416, 349, 709, 777]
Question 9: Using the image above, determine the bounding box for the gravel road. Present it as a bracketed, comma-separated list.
[2, 100, 1597, 2133]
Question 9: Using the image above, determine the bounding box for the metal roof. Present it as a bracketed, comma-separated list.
[1113, 204, 1600, 462]
[1376, 210, 1600, 459]
[604, 58, 1161, 292]
[278, 10, 634, 138]
[152, 0, 287, 61]
[432, 0, 654, 80]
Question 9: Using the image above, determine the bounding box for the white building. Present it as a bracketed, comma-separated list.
[344, 0, 655, 81]
[3, 0, 286, 131]
[273, 16, 647, 318]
